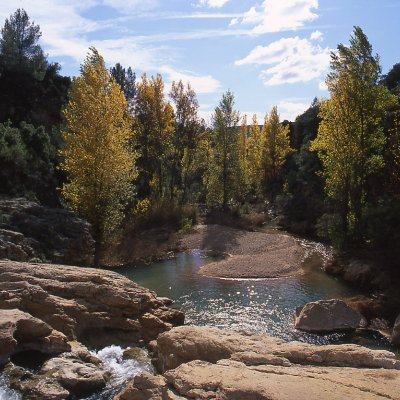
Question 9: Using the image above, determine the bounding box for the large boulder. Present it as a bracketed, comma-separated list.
[0, 197, 94, 265]
[0, 308, 70, 366]
[294, 299, 367, 333]
[116, 326, 400, 400]
[392, 314, 400, 345]
[0, 260, 184, 347]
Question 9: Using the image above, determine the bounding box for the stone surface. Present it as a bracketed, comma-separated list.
[5, 341, 109, 399]
[117, 326, 400, 400]
[0, 308, 70, 366]
[0, 260, 184, 347]
[294, 299, 367, 333]
[392, 314, 400, 345]
[152, 326, 400, 373]
[0, 197, 94, 265]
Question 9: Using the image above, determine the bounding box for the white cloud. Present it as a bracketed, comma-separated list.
[318, 80, 328, 91]
[160, 66, 221, 94]
[277, 100, 309, 120]
[310, 30, 323, 40]
[235, 36, 331, 85]
[229, 17, 239, 26]
[197, 0, 230, 8]
[233, 0, 319, 34]
[102, 0, 158, 13]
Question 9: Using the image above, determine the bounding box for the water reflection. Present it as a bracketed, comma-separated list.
[116, 249, 392, 348]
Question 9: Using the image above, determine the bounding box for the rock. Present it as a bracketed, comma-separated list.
[0, 197, 94, 265]
[123, 347, 150, 365]
[153, 326, 400, 373]
[392, 314, 400, 345]
[114, 372, 173, 400]
[5, 342, 109, 399]
[120, 326, 400, 400]
[40, 356, 109, 397]
[0, 308, 70, 366]
[0, 260, 184, 347]
[294, 299, 367, 332]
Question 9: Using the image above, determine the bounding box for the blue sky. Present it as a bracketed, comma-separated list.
[1, 0, 399, 122]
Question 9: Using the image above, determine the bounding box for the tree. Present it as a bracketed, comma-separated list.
[169, 80, 202, 202]
[206, 90, 240, 210]
[311, 27, 396, 241]
[261, 106, 293, 199]
[0, 8, 47, 77]
[247, 113, 264, 195]
[60, 48, 136, 261]
[110, 63, 136, 110]
[134, 73, 174, 199]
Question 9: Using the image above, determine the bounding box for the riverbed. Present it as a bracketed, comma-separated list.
[116, 240, 392, 349]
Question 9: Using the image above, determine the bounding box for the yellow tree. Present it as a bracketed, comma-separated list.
[262, 106, 293, 198]
[60, 47, 136, 260]
[247, 113, 264, 194]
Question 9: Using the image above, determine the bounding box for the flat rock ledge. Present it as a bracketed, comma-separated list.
[0, 260, 184, 347]
[0, 260, 184, 399]
[115, 326, 400, 400]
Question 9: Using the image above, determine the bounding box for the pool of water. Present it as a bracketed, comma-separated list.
[116, 244, 392, 349]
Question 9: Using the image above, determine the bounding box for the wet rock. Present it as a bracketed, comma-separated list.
[0, 197, 94, 265]
[0, 260, 184, 347]
[0, 308, 70, 366]
[392, 314, 400, 345]
[5, 342, 109, 399]
[294, 299, 367, 333]
[123, 347, 150, 364]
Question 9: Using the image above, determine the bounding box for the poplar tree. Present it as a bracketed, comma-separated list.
[262, 107, 293, 198]
[311, 27, 395, 239]
[60, 48, 136, 261]
[247, 113, 264, 194]
[206, 90, 240, 210]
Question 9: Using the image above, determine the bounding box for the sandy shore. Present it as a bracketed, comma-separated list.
[178, 224, 305, 279]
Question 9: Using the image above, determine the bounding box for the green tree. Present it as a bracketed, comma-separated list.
[311, 27, 396, 241]
[110, 63, 136, 110]
[0, 8, 47, 78]
[261, 106, 293, 199]
[206, 90, 240, 210]
[60, 48, 137, 262]
[169, 80, 202, 202]
[134, 73, 174, 199]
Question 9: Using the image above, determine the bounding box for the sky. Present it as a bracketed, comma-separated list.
[1, 0, 399, 123]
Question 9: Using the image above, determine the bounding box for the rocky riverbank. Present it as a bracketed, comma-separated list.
[116, 325, 400, 400]
[0, 260, 184, 399]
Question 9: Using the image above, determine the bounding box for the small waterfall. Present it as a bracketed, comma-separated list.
[0, 376, 21, 400]
[85, 345, 153, 399]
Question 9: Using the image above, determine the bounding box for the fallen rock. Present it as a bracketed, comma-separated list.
[118, 326, 400, 400]
[392, 314, 400, 345]
[294, 299, 367, 333]
[0, 260, 184, 347]
[0, 308, 70, 366]
[0, 197, 94, 265]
